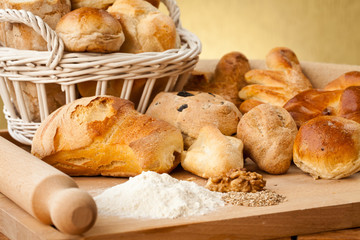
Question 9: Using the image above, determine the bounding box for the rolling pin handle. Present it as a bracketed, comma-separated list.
[49, 188, 97, 235]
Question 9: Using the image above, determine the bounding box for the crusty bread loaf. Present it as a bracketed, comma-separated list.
[293, 116, 360, 179]
[181, 125, 244, 179]
[56, 7, 125, 53]
[146, 91, 242, 149]
[323, 71, 360, 91]
[284, 86, 360, 128]
[238, 47, 313, 111]
[184, 51, 251, 107]
[31, 96, 183, 177]
[107, 0, 179, 53]
[237, 104, 298, 174]
[0, 0, 71, 50]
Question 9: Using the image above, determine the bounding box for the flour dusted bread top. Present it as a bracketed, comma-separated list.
[146, 91, 242, 149]
[31, 96, 183, 177]
[0, 0, 71, 50]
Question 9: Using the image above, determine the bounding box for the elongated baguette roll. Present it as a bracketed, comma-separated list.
[31, 96, 183, 177]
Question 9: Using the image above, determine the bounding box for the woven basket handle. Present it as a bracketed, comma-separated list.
[0, 8, 64, 69]
[162, 0, 182, 29]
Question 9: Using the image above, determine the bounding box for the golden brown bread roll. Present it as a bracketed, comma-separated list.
[56, 7, 125, 52]
[293, 116, 360, 179]
[0, 0, 71, 51]
[237, 104, 298, 174]
[70, 0, 160, 9]
[284, 86, 360, 128]
[71, 0, 116, 9]
[238, 47, 313, 111]
[107, 0, 179, 53]
[184, 51, 251, 107]
[323, 71, 360, 91]
[181, 125, 244, 179]
[146, 91, 242, 149]
[31, 96, 183, 177]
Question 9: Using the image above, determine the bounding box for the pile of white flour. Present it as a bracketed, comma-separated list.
[94, 171, 224, 219]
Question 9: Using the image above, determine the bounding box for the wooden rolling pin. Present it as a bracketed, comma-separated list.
[0, 137, 97, 235]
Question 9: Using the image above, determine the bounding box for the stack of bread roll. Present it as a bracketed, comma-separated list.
[11, 2, 356, 182]
[181, 47, 360, 180]
[30, 45, 360, 182]
[0, 0, 180, 122]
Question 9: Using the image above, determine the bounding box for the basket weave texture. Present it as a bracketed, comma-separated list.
[0, 0, 201, 145]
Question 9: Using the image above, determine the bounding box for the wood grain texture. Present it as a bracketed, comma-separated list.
[0, 156, 360, 239]
[297, 228, 360, 240]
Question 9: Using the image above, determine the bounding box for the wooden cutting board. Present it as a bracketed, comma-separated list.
[0, 129, 359, 240]
[1, 60, 360, 240]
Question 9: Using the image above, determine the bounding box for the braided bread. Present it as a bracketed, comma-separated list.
[238, 47, 312, 113]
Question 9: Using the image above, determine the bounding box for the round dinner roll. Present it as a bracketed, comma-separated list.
[56, 7, 125, 52]
[293, 116, 360, 180]
[107, 0, 179, 53]
[237, 103, 298, 174]
[70, 0, 160, 9]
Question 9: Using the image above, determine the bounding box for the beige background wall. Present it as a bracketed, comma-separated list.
[0, 0, 359, 129]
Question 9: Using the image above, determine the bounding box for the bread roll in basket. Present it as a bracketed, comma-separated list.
[0, 0, 201, 145]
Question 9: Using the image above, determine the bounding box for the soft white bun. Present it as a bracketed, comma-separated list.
[181, 125, 244, 179]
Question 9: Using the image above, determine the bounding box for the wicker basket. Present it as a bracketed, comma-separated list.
[0, 0, 201, 145]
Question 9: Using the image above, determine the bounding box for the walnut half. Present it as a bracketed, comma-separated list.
[205, 168, 266, 193]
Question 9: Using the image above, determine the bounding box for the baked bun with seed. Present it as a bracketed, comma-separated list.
[181, 125, 244, 178]
[56, 7, 125, 52]
[238, 47, 312, 111]
[323, 71, 360, 91]
[237, 103, 298, 174]
[31, 96, 183, 177]
[146, 91, 242, 149]
[284, 86, 360, 128]
[293, 116, 360, 179]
